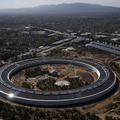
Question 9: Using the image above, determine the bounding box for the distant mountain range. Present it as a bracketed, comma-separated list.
[0, 3, 120, 15]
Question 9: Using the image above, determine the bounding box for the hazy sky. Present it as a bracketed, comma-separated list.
[0, 0, 120, 9]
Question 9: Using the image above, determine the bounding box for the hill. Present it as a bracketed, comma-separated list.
[0, 3, 120, 15]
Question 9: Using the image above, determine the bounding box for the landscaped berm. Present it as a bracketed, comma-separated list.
[11, 64, 97, 91]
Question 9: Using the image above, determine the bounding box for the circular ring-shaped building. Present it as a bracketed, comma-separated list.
[0, 57, 117, 107]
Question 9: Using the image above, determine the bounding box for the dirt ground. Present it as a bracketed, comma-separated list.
[47, 47, 120, 119]
[11, 64, 97, 91]
[75, 50, 120, 119]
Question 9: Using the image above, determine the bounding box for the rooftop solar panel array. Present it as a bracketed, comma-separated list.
[88, 42, 120, 56]
[95, 42, 120, 51]
[0, 57, 116, 107]
[0, 57, 110, 96]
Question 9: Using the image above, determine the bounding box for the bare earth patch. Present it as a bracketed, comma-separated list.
[11, 64, 97, 91]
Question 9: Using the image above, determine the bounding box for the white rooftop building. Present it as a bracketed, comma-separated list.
[111, 38, 120, 41]
[65, 47, 75, 51]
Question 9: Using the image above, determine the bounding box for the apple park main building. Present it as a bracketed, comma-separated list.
[0, 57, 117, 107]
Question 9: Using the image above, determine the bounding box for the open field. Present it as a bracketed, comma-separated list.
[11, 64, 96, 91]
